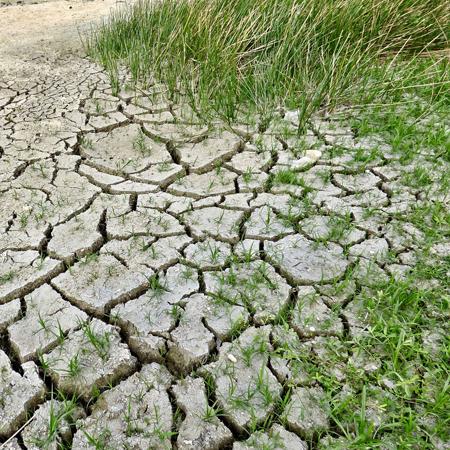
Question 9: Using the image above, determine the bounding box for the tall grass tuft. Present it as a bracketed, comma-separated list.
[86, 0, 449, 126]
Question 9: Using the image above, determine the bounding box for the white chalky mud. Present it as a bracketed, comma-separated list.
[233, 424, 308, 450]
[72, 363, 174, 449]
[0, 0, 448, 446]
[8, 283, 88, 362]
[172, 376, 233, 449]
[201, 327, 282, 433]
[44, 319, 137, 400]
[21, 399, 86, 449]
[0, 350, 46, 438]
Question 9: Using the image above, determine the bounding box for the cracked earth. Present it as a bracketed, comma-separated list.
[0, 1, 449, 449]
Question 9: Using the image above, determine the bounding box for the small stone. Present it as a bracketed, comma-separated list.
[291, 149, 322, 170]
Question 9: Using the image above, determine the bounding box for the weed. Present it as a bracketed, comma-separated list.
[83, 429, 111, 450]
[80, 135, 94, 150]
[29, 396, 79, 449]
[0, 270, 16, 285]
[67, 353, 82, 378]
[133, 129, 151, 155]
[148, 274, 167, 296]
[81, 322, 111, 360]
[87, 0, 449, 126]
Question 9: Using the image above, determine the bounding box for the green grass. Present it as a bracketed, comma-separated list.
[86, 0, 449, 126]
[328, 264, 449, 448]
[81, 1, 450, 446]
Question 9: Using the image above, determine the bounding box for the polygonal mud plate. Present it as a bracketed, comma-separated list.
[265, 234, 349, 285]
[72, 363, 173, 449]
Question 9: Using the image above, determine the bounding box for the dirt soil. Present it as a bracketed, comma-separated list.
[0, 0, 122, 79]
[1, 1, 448, 448]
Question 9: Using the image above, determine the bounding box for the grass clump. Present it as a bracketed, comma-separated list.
[86, 0, 449, 126]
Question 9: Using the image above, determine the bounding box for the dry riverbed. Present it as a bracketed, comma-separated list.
[0, 0, 448, 448]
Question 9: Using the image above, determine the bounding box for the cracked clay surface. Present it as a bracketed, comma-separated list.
[1, 0, 449, 449]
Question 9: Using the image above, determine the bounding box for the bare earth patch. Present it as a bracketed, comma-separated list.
[0, 0, 448, 448]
